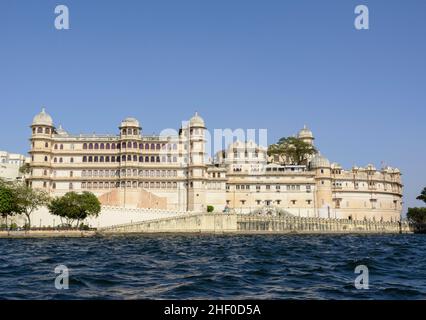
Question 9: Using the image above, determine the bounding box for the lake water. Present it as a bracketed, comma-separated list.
[0, 234, 425, 300]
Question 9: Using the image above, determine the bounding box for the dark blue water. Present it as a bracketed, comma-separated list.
[0, 234, 425, 300]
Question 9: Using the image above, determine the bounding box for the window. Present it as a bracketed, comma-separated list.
[83, 143, 87, 150]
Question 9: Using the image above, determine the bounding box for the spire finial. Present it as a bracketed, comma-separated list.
[41, 107, 46, 113]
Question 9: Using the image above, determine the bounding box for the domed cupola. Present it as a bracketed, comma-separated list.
[298, 125, 314, 145]
[189, 112, 205, 128]
[310, 153, 331, 169]
[32, 108, 54, 127]
[120, 117, 141, 136]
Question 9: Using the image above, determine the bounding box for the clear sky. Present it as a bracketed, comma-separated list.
[0, 0, 425, 210]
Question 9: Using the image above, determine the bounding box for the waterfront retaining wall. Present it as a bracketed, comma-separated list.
[100, 213, 411, 234]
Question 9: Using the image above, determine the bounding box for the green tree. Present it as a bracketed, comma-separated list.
[48, 192, 101, 228]
[0, 183, 19, 229]
[407, 207, 426, 224]
[207, 205, 214, 213]
[416, 187, 426, 204]
[19, 163, 31, 175]
[13, 185, 50, 229]
[268, 137, 317, 165]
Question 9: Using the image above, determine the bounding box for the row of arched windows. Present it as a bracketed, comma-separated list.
[81, 181, 178, 190]
[82, 142, 178, 150]
[82, 169, 178, 178]
[33, 127, 51, 134]
[82, 155, 178, 163]
[121, 128, 139, 136]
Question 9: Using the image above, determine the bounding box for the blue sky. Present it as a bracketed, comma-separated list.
[0, 0, 425, 209]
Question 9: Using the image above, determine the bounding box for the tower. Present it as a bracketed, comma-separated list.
[310, 154, 333, 218]
[29, 108, 55, 191]
[187, 112, 207, 212]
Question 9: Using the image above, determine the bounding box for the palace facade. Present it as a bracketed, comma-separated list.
[27, 109, 403, 222]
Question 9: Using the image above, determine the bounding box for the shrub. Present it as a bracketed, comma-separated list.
[207, 205, 214, 213]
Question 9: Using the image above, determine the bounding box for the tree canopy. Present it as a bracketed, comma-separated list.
[48, 192, 101, 227]
[0, 185, 17, 219]
[268, 137, 317, 165]
[14, 185, 50, 229]
[416, 187, 426, 204]
[407, 188, 426, 226]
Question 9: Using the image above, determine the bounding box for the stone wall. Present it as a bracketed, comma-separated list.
[100, 213, 411, 234]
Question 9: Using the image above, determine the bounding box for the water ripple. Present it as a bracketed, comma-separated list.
[0, 234, 426, 299]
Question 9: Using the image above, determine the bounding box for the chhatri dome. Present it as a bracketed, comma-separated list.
[298, 125, 314, 140]
[120, 117, 140, 128]
[190, 112, 205, 127]
[310, 153, 331, 169]
[32, 108, 53, 126]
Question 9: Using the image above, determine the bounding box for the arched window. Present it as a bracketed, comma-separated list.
[32, 128, 36, 134]
[122, 155, 126, 162]
[94, 156, 98, 162]
[156, 144, 161, 150]
[106, 143, 110, 150]
[83, 156, 87, 162]
[161, 156, 166, 163]
[156, 156, 160, 162]
[94, 143, 99, 150]
[54, 158, 57, 163]
[88, 156, 93, 162]
[70, 158, 74, 163]
[117, 156, 121, 162]
[122, 142, 126, 149]
[45, 142, 49, 148]
[59, 158, 63, 163]
[100, 143, 105, 149]
[133, 155, 137, 162]
[111, 156, 115, 162]
[127, 141, 132, 148]
[139, 143, 143, 149]
[117, 143, 121, 149]
[83, 143, 87, 150]
[89, 143, 93, 149]
[60, 144, 64, 150]
[133, 142, 137, 149]
[111, 143, 115, 150]
[173, 156, 177, 163]
[100, 156, 104, 162]
[151, 144, 155, 150]
[54, 144, 58, 150]
[145, 143, 149, 150]
[173, 144, 177, 150]
[133, 129, 138, 135]
[37, 127, 43, 133]
[151, 156, 155, 162]
[106, 156, 110, 162]
[139, 156, 143, 162]
[45, 128, 50, 134]
[127, 155, 132, 161]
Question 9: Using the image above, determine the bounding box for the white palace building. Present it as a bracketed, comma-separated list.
[27, 109, 403, 222]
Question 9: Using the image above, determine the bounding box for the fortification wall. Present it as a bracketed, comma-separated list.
[100, 213, 411, 234]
